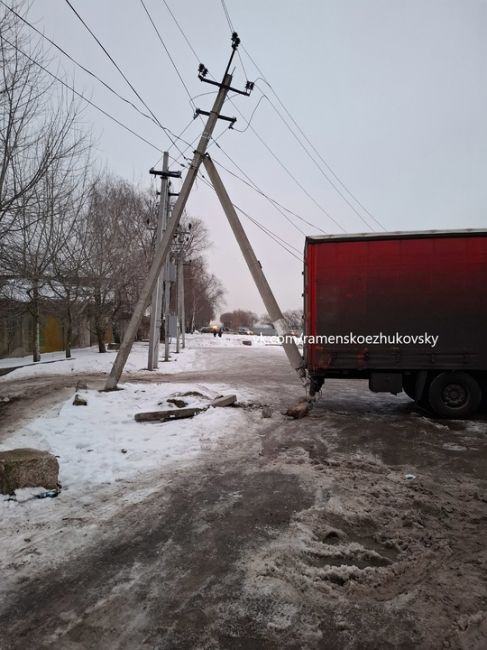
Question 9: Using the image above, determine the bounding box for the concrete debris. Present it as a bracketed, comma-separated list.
[210, 394, 237, 408]
[285, 398, 310, 419]
[135, 406, 207, 423]
[0, 448, 59, 495]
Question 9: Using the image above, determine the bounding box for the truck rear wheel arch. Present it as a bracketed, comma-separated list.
[427, 371, 482, 418]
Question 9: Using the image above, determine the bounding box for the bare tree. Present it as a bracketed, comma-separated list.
[283, 309, 303, 332]
[81, 177, 154, 352]
[0, 2, 87, 240]
[220, 310, 258, 331]
[185, 256, 225, 331]
[3, 109, 92, 361]
[48, 166, 93, 358]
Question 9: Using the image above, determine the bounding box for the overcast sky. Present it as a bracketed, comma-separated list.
[29, 0, 487, 316]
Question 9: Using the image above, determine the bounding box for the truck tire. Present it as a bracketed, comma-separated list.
[428, 372, 481, 418]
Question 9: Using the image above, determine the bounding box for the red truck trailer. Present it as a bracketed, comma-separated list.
[304, 230, 487, 417]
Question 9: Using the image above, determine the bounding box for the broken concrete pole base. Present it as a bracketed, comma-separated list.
[0, 448, 59, 495]
[73, 394, 87, 406]
[285, 398, 311, 419]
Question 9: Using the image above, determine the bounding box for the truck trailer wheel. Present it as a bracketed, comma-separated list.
[428, 372, 481, 418]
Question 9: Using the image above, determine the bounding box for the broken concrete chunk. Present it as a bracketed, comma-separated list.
[135, 406, 207, 422]
[73, 394, 87, 406]
[0, 448, 59, 495]
[210, 394, 237, 407]
[285, 399, 310, 419]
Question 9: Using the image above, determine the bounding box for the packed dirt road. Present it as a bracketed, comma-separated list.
[0, 344, 486, 649]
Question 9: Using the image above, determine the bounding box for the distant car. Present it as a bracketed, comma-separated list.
[238, 327, 253, 335]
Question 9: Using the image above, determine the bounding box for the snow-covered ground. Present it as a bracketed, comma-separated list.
[1, 382, 248, 488]
[0, 335, 272, 598]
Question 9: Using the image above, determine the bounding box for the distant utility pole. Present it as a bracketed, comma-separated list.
[180, 258, 186, 350]
[163, 255, 175, 362]
[147, 153, 181, 370]
[174, 225, 190, 353]
[105, 33, 251, 390]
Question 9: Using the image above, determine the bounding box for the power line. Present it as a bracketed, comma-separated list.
[231, 94, 266, 133]
[161, 0, 200, 62]
[1, 33, 161, 154]
[154, 1, 338, 237]
[160, 0, 344, 233]
[235, 205, 302, 260]
[227, 97, 346, 233]
[212, 143, 305, 236]
[2, 0, 194, 156]
[255, 86, 381, 231]
[197, 172, 302, 261]
[138, 0, 196, 108]
[220, 0, 249, 81]
[243, 57, 386, 231]
[211, 146, 326, 235]
[63, 0, 187, 157]
[168, 153, 302, 260]
[222, 1, 385, 231]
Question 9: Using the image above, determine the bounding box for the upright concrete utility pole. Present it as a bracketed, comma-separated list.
[163, 257, 172, 362]
[180, 258, 186, 350]
[105, 33, 250, 390]
[176, 253, 184, 352]
[203, 155, 305, 380]
[147, 152, 171, 370]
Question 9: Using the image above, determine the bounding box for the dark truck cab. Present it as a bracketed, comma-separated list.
[304, 229, 487, 417]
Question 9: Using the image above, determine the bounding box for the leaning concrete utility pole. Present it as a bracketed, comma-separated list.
[105, 33, 251, 390]
[203, 155, 305, 380]
[147, 152, 179, 370]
